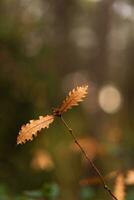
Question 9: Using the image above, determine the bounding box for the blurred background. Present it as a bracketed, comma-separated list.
[0, 0, 134, 199]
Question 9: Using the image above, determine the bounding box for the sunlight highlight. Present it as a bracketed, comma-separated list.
[98, 85, 122, 114]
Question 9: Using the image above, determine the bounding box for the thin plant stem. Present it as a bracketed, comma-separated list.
[60, 115, 118, 200]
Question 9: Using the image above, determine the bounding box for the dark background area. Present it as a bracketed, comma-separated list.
[0, 0, 134, 199]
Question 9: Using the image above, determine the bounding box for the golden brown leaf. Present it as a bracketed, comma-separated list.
[55, 85, 88, 115]
[17, 115, 54, 144]
[114, 173, 125, 200]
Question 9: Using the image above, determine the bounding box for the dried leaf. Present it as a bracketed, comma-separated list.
[17, 85, 88, 144]
[114, 173, 125, 200]
[17, 115, 54, 144]
[56, 85, 88, 115]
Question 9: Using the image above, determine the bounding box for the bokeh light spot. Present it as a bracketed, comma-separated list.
[98, 85, 122, 114]
[113, 1, 133, 19]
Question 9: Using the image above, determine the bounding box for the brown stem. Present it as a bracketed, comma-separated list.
[60, 115, 118, 200]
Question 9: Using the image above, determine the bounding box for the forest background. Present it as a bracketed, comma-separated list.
[0, 0, 134, 199]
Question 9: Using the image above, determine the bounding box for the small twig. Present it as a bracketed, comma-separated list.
[60, 115, 118, 200]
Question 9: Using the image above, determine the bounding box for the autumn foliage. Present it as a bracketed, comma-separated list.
[17, 85, 131, 200]
[17, 85, 88, 144]
[17, 115, 54, 144]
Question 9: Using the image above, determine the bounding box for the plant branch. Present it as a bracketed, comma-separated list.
[60, 115, 118, 200]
